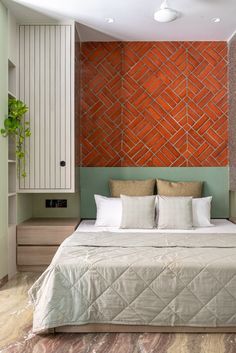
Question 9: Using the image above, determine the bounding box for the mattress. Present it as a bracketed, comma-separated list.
[29, 220, 236, 333]
[78, 219, 236, 233]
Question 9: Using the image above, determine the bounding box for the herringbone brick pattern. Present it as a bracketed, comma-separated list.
[79, 42, 228, 166]
[80, 42, 123, 166]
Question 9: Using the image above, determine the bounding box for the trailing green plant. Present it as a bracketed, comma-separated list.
[1, 98, 31, 177]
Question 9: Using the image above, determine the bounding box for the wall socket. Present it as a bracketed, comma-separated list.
[45, 199, 67, 208]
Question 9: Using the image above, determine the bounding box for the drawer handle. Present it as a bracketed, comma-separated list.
[60, 161, 66, 167]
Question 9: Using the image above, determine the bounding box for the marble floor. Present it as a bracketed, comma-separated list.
[1, 273, 236, 353]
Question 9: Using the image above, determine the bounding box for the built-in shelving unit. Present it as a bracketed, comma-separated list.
[8, 59, 17, 222]
[8, 60, 17, 278]
[8, 59, 16, 97]
[7, 14, 17, 278]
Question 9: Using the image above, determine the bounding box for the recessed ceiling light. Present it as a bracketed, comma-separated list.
[211, 17, 221, 23]
[105, 17, 114, 24]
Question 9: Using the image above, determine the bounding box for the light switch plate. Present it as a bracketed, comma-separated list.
[45, 199, 67, 208]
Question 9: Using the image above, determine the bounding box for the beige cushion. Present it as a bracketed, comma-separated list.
[157, 179, 202, 198]
[158, 196, 193, 229]
[120, 195, 156, 229]
[110, 179, 155, 197]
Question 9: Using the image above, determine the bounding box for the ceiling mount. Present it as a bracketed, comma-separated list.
[154, 0, 179, 23]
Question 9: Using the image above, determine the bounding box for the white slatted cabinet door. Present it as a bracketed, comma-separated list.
[65, 25, 72, 189]
[60, 26, 66, 189]
[24, 25, 30, 188]
[55, 26, 61, 190]
[29, 25, 35, 188]
[49, 26, 56, 189]
[39, 25, 45, 189]
[18, 24, 74, 192]
[45, 26, 50, 189]
[34, 26, 40, 189]
[19, 26, 25, 189]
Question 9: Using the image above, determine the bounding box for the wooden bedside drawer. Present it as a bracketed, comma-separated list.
[17, 225, 75, 245]
[17, 218, 78, 245]
[17, 246, 59, 265]
[17, 218, 79, 271]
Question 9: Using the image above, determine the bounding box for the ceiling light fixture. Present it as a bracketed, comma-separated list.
[154, 0, 178, 23]
[105, 17, 114, 23]
[211, 17, 221, 23]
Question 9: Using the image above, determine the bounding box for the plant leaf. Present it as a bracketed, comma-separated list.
[1, 97, 30, 177]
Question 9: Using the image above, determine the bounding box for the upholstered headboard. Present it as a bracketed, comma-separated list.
[80, 167, 229, 219]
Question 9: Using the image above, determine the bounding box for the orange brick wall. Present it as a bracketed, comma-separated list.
[78, 42, 228, 167]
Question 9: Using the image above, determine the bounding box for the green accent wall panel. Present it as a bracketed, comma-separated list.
[80, 167, 229, 219]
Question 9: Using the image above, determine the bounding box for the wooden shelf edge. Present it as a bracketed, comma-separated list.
[8, 91, 16, 99]
[8, 59, 16, 68]
[8, 192, 16, 197]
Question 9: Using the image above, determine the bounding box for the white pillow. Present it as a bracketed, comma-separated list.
[158, 196, 193, 229]
[192, 196, 213, 227]
[155, 196, 159, 225]
[95, 195, 122, 227]
[120, 195, 156, 229]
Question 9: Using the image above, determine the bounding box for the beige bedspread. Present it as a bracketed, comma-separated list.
[29, 231, 236, 333]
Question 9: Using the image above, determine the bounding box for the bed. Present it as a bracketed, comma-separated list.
[29, 219, 236, 333]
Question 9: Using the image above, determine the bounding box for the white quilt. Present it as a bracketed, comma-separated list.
[29, 229, 236, 333]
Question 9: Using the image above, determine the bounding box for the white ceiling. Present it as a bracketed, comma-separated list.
[5, 0, 236, 41]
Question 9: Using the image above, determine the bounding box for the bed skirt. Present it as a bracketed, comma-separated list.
[49, 324, 236, 333]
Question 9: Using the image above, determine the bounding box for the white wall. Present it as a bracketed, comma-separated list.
[0, 0, 8, 280]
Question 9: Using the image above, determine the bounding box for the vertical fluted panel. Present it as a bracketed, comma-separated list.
[24, 25, 30, 188]
[29, 25, 35, 188]
[19, 25, 25, 189]
[34, 26, 40, 189]
[18, 25, 74, 191]
[49, 26, 56, 189]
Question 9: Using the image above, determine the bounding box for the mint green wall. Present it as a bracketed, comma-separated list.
[18, 168, 229, 221]
[0, 1, 8, 280]
[80, 167, 229, 219]
[230, 191, 236, 218]
[28, 167, 229, 220]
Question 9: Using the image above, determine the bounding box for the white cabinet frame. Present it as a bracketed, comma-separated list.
[18, 24, 75, 193]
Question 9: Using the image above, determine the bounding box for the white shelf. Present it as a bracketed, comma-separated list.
[8, 61, 16, 99]
[8, 90, 16, 99]
[7, 11, 17, 280]
[8, 58, 16, 68]
[8, 193, 16, 197]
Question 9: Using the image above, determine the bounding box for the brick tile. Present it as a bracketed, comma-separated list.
[79, 42, 228, 167]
